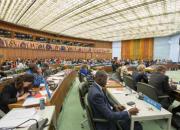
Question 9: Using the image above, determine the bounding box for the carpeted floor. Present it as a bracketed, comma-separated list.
[58, 70, 180, 130]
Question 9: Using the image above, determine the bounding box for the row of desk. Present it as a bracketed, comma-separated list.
[127, 63, 180, 73]
[144, 64, 180, 73]
[107, 87, 172, 130]
[9, 69, 77, 114]
[0, 69, 77, 130]
[106, 80, 172, 130]
[0, 106, 56, 130]
[127, 66, 180, 102]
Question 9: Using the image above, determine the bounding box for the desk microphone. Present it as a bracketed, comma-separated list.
[0, 119, 39, 130]
[28, 118, 48, 130]
[39, 118, 48, 130]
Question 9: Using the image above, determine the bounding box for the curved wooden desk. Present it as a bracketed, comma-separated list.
[93, 65, 112, 72]
[106, 80, 123, 88]
[8, 70, 77, 117]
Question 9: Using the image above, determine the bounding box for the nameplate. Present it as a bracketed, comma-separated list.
[143, 95, 161, 110]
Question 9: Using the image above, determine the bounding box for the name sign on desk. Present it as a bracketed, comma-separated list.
[144, 95, 161, 110]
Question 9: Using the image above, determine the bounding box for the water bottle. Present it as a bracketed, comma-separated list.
[40, 98, 45, 110]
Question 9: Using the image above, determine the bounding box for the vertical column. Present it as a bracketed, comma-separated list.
[112, 41, 121, 60]
[169, 34, 180, 62]
[153, 37, 170, 60]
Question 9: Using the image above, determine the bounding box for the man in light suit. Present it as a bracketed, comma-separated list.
[88, 70, 142, 130]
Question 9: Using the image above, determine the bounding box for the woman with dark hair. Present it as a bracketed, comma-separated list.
[0, 74, 34, 113]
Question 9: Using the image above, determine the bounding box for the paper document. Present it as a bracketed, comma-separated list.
[52, 79, 60, 84]
[177, 84, 180, 91]
[111, 88, 124, 94]
[0, 108, 40, 128]
[23, 97, 46, 107]
[52, 76, 64, 80]
[39, 90, 52, 96]
[55, 72, 65, 76]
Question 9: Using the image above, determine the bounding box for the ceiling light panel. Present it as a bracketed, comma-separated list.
[133, 6, 149, 17]
[3, 0, 17, 21]
[126, 0, 144, 6]
[121, 10, 137, 20]
[0, 0, 180, 41]
[0, 0, 11, 20]
[148, 1, 164, 15]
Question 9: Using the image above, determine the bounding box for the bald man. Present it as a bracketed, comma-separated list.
[88, 70, 142, 130]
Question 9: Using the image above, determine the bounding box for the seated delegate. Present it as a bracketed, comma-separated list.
[26, 63, 45, 87]
[132, 64, 148, 90]
[0, 74, 34, 113]
[88, 70, 142, 130]
[80, 64, 90, 76]
[120, 62, 130, 78]
[149, 65, 177, 109]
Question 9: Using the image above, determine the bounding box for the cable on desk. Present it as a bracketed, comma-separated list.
[12, 118, 39, 130]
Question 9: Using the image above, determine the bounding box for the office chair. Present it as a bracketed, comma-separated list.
[43, 69, 53, 78]
[124, 76, 136, 91]
[137, 82, 170, 105]
[78, 82, 90, 128]
[122, 72, 129, 83]
[84, 94, 123, 130]
[111, 72, 122, 82]
[78, 72, 86, 83]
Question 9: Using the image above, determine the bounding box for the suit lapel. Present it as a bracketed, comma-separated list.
[93, 83, 112, 110]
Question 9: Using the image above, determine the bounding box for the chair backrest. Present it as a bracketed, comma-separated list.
[122, 71, 128, 81]
[137, 82, 158, 101]
[43, 69, 52, 78]
[84, 94, 121, 130]
[124, 76, 136, 90]
[84, 94, 96, 130]
[111, 72, 121, 82]
[78, 82, 89, 110]
[78, 72, 86, 82]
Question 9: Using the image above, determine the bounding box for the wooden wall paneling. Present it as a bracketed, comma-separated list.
[0, 21, 112, 49]
[12, 49, 16, 60]
[22, 49, 26, 59]
[6, 49, 11, 60]
[33, 50, 36, 59]
[121, 38, 153, 60]
[0, 48, 112, 63]
[87, 53, 91, 59]
[3, 49, 6, 61]
[0, 48, 6, 61]
[23, 49, 27, 59]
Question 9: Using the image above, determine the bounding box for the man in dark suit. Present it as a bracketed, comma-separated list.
[88, 70, 142, 130]
[149, 65, 176, 109]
